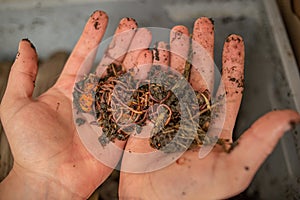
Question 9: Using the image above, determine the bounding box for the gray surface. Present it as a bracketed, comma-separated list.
[0, 0, 300, 199]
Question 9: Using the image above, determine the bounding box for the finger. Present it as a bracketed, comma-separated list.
[227, 110, 300, 190]
[218, 34, 245, 140]
[190, 17, 214, 95]
[55, 11, 108, 91]
[137, 49, 153, 66]
[133, 49, 153, 80]
[97, 17, 138, 74]
[122, 28, 152, 71]
[3, 39, 38, 100]
[169, 25, 190, 74]
[153, 41, 169, 67]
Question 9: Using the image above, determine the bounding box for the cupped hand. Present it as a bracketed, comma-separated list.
[118, 18, 300, 199]
[0, 11, 138, 199]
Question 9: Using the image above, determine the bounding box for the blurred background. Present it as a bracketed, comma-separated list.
[1, 0, 300, 199]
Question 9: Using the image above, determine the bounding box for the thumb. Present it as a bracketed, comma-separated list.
[3, 39, 38, 101]
[226, 110, 300, 190]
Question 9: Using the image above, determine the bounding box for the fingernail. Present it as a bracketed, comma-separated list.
[90, 10, 107, 19]
[209, 17, 214, 25]
[22, 38, 31, 42]
[284, 115, 300, 132]
[195, 17, 215, 27]
[21, 38, 36, 52]
[118, 17, 138, 31]
[225, 34, 243, 43]
[289, 119, 300, 130]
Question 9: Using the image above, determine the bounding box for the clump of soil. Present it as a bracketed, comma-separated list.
[73, 63, 223, 153]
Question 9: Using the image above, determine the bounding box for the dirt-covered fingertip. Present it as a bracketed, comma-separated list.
[118, 17, 138, 31]
[194, 17, 214, 28]
[89, 10, 108, 30]
[21, 38, 36, 52]
[225, 34, 244, 43]
[17, 38, 38, 62]
[171, 25, 189, 35]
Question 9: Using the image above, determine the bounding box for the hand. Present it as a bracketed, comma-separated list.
[118, 18, 300, 199]
[0, 11, 137, 199]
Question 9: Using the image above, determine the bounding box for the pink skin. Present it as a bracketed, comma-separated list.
[118, 18, 300, 200]
[96, 17, 137, 74]
[122, 28, 152, 70]
[0, 11, 299, 200]
[219, 35, 244, 141]
[153, 41, 170, 67]
[134, 49, 153, 80]
[170, 25, 190, 74]
[190, 17, 215, 95]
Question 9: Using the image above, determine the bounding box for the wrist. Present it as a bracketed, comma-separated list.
[0, 165, 84, 200]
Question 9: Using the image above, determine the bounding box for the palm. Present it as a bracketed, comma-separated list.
[2, 88, 111, 197]
[120, 149, 236, 199]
